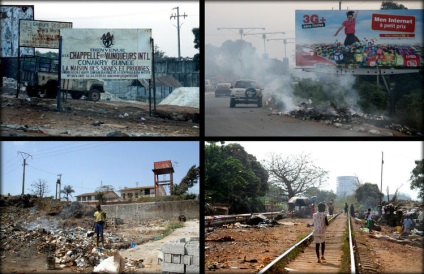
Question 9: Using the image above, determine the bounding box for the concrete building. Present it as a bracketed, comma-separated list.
[336, 176, 359, 198]
[75, 191, 120, 203]
[119, 186, 155, 200]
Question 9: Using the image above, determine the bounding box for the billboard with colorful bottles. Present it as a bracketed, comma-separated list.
[295, 9, 423, 68]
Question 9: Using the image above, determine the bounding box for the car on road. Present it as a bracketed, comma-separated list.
[230, 79, 263, 108]
[214, 83, 232, 97]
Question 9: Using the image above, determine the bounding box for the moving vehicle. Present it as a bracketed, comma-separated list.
[20, 56, 105, 101]
[230, 79, 263, 108]
[214, 83, 231, 97]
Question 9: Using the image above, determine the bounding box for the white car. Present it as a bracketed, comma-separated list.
[230, 79, 263, 108]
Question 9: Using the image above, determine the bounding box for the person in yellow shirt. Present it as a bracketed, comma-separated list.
[94, 204, 106, 247]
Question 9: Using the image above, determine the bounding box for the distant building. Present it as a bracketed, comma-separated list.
[336, 176, 358, 198]
[75, 191, 120, 203]
[119, 186, 155, 200]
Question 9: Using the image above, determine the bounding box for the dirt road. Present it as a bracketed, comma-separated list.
[0, 89, 199, 137]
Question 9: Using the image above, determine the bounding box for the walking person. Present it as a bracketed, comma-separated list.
[313, 202, 329, 263]
[344, 203, 348, 215]
[328, 202, 334, 216]
[365, 208, 373, 231]
[350, 204, 355, 217]
[94, 204, 107, 247]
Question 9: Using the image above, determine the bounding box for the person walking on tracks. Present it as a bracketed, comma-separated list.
[94, 204, 107, 247]
[350, 204, 355, 217]
[313, 202, 329, 263]
[365, 208, 373, 230]
[344, 203, 348, 215]
[328, 202, 334, 216]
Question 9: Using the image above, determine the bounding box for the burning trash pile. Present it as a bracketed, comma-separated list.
[269, 99, 418, 136]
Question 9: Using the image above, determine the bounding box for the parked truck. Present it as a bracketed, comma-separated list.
[20, 56, 105, 102]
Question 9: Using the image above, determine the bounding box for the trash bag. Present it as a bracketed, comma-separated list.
[93, 251, 124, 273]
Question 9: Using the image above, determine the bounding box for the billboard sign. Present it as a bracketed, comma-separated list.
[61, 29, 152, 80]
[0, 5, 34, 57]
[19, 20, 72, 49]
[295, 9, 423, 68]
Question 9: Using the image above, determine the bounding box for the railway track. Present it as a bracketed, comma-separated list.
[258, 212, 360, 273]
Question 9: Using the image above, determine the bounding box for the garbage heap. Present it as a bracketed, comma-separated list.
[160, 237, 200, 274]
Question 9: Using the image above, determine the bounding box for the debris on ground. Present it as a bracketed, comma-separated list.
[159, 87, 199, 109]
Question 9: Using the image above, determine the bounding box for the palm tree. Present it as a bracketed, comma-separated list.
[61, 185, 75, 201]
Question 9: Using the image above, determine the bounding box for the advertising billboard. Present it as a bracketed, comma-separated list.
[295, 9, 423, 68]
[19, 20, 72, 49]
[61, 29, 152, 80]
[0, 5, 34, 57]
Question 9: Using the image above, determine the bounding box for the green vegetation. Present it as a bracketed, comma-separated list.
[162, 221, 185, 238]
[340, 218, 353, 273]
[410, 159, 424, 199]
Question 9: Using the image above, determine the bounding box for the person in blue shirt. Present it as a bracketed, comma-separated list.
[403, 215, 413, 233]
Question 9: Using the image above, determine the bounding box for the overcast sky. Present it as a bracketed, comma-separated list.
[2, 1, 199, 58]
[1, 141, 200, 199]
[206, 1, 423, 65]
[227, 141, 423, 200]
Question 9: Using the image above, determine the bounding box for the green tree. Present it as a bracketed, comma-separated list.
[410, 159, 424, 199]
[303, 187, 337, 204]
[192, 28, 200, 71]
[355, 183, 383, 209]
[205, 142, 269, 214]
[380, 1, 408, 10]
[60, 185, 75, 201]
[171, 165, 199, 196]
[263, 153, 328, 199]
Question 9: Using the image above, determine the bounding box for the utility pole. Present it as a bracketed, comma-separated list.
[56, 174, 62, 200]
[244, 32, 285, 56]
[217, 27, 265, 40]
[380, 152, 384, 209]
[170, 7, 187, 59]
[267, 37, 296, 58]
[18, 152, 32, 195]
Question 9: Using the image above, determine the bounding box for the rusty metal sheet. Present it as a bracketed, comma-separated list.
[154, 160, 173, 170]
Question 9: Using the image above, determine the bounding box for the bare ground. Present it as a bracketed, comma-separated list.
[0, 88, 199, 137]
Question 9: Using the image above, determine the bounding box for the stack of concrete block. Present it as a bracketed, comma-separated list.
[160, 237, 199, 273]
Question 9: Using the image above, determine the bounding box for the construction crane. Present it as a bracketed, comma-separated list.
[217, 27, 265, 40]
[266, 37, 295, 58]
[244, 32, 285, 56]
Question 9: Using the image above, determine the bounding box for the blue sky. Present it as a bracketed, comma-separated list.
[1, 141, 200, 199]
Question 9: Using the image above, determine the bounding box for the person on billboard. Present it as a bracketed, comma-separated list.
[334, 10, 360, 46]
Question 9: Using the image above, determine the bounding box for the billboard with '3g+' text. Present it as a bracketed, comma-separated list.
[295, 9, 423, 68]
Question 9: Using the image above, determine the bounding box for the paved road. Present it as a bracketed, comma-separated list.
[205, 92, 375, 137]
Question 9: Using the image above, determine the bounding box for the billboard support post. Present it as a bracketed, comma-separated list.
[57, 36, 62, 112]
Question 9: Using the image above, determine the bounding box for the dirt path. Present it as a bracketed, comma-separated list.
[119, 219, 200, 273]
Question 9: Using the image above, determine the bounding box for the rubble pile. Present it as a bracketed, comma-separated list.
[2, 77, 17, 89]
[0, 201, 170, 272]
[275, 100, 420, 135]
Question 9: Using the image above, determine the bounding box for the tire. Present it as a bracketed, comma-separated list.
[89, 89, 101, 102]
[26, 86, 39, 97]
[70, 92, 83, 100]
[230, 98, 236, 108]
[45, 80, 58, 98]
[257, 97, 263, 108]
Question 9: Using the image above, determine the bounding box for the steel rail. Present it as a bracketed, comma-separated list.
[348, 212, 356, 274]
[258, 212, 340, 274]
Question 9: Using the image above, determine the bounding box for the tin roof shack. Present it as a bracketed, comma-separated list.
[287, 196, 312, 218]
[75, 191, 119, 204]
[119, 186, 155, 200]
[153, 160, 175, 196]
